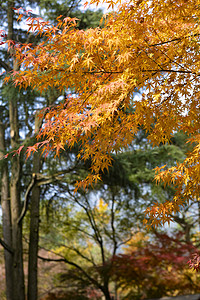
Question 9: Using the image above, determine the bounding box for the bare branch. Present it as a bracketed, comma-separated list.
[110, 193, 117, 257]
[0, 237, 13, 254]
[0, 58, 12, 72]
[38, 248, 104, 292]
[35, 165, 78, 186]
[17, 173, 37, 224]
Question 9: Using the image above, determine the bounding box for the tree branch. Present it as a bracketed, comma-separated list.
[0, 58, 12, 72]
[142, 69, 199, 75]
[148, 33, 200, 48]
[17, 173, 37, 224]
[38, 250, 104, 292]
[35, 165, 78, 186]
[110, 193, 117, 258]
[0, 237, 13, 254]
[17, 166, 78, 224]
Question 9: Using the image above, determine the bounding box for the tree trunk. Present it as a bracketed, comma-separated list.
[103, 283, 112, 300]
[0, 122, 14, 300]
[103, 290, 112, 300]
[28, 113, 41, 300]
[9, 99, 25, 300]
[7, 1, 25, 298]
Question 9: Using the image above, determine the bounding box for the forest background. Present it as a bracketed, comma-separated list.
[1, 0, 200, 299]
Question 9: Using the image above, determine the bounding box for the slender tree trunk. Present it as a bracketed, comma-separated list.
[7, 2, 25, 299]
[7, 0, 14, 41]
[0, 122, 14, 300]
[9, 98, 25, 300]
[28, 113, 41, 300]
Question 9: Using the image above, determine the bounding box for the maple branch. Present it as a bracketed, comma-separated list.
[143, 49, 163, 70]
[81, 72, 113, 106]
[148, 33, 200, 48]
[46, 67, 123, 74]
[83, 71, 123, 74]
[144, 37, 185, 71]
[142, 69, 199, 75]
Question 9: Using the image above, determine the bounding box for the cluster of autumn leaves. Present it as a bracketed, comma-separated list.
[3, 0, 200, 247]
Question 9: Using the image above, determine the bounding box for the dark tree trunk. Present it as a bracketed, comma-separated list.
[0, 122, 14, 300]
[9, 99, 25, 300]
[28, 113, 41, 300]
[103, 287, 112, 300]
[102, 281, 112, 300]
[7, 1, 25, 298]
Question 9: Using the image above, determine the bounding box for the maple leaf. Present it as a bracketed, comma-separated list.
[188, 253, 200, 272]
[26, 145, 38, 158]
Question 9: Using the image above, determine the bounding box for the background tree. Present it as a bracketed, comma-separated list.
[112, 231, 200, 300]
[0, 1, 103, 299]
